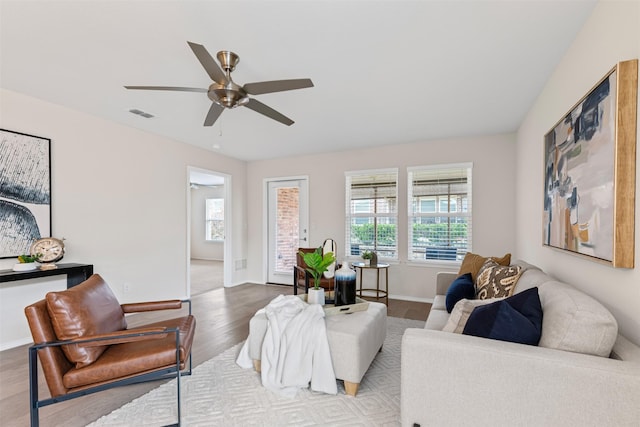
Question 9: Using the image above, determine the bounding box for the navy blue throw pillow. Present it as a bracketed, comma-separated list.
[445, 273, 475, 313]
[462, 287, 543, 346]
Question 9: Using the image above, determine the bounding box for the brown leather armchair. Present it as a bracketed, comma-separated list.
[293, 239, 338, 295]
[24, 274, 196, 427]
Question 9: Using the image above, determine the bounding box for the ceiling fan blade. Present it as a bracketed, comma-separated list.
[124, 86, 208, 93]
[243, 79, 314, 95]
[244, 98, 294, 126]
[204, 102, 224, 126]
[187, 41, 228, 85]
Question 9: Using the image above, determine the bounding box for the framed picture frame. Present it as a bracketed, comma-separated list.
[0, 129, 52, 258]
[543, 59, 638, 268]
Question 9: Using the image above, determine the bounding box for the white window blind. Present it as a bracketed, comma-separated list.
[408, 163, 472, 262]
[345, 169, 398, 259]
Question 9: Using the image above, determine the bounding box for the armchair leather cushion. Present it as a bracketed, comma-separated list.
[46, 275, 127, 368]
[62, 315, 196, 389]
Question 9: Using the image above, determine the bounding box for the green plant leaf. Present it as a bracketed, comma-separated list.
[299, 247, 336, 290]
[18, 254, 38, 263]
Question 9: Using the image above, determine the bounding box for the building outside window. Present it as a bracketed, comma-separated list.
[205, 198, 224, 241]
[345, 169, 398, 259]
[408, 163, 472, 262]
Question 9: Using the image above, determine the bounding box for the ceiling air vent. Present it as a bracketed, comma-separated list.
[129, 108, 154, 118]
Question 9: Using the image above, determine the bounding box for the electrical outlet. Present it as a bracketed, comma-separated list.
[123, 282, 130, 293]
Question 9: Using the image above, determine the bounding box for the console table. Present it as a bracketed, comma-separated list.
[0, 263, 94, 288]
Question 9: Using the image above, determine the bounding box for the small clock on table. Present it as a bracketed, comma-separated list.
[30, 237, 65, 270]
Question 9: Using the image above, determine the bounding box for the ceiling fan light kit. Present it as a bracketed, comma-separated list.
[208, 80, 249, 109]
[125, 42, 313, 127]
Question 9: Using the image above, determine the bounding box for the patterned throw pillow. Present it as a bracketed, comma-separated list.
[475, 259, 522, 300]
[458, 252, 511, 283]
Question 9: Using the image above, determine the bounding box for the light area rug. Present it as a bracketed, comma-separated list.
[88, 317, 423, 427]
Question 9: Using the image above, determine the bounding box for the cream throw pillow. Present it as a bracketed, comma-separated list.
[442, 298, 502, 333]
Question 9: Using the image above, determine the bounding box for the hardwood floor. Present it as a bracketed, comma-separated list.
[0, 283, 430, 427]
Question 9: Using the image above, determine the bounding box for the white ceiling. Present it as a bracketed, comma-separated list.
[0, 0, 597, 162]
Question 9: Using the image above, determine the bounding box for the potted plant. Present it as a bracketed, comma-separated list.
[13, 254, 40, 272]
[361, 250, 373, 266]
[298, 247, 336, 305]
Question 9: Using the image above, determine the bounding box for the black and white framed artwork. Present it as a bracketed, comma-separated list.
[0, 129, 52, 258]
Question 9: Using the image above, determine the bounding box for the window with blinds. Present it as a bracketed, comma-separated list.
[205, 198, 224, 241]
[408, 163, 472, 262]
[345, 169, 398, 259]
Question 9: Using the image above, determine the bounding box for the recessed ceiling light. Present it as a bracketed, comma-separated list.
[212, 144, 221, 150]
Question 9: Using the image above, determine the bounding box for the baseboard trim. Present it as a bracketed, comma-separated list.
[229, 281, 434, 304]
[389, 294, 434, 304]
[0, 337, 32, 352]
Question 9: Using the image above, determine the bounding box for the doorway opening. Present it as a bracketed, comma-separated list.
[187, 167, 232, 295]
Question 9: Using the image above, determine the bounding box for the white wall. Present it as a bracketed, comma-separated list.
[190, 186, 225, 260]
[0, 89, 248, 302]
[516, 0, 640, 345]
[246, 133, 517, 301]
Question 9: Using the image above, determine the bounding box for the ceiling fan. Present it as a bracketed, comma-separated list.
[125, 41, 313, 126]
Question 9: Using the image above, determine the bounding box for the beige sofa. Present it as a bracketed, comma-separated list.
[401, 260, 640, 427]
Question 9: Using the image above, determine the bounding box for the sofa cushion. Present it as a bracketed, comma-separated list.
[46, 274, 127, 368]
[432, 294, 446, 311]
[476, 259, 522, 299]
[513, 266, 552, 294]
[445, 273, 475, 313]
[463, 287, 543, 346]
[458, 252, 511, 282]
[538, 281, 617, 357]
[442, 298, 501, 333]
[424, 306, 451, 330]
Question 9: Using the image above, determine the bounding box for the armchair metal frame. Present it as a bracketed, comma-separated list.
[293, 264, 313, 295]
[28, 300, 193, 427]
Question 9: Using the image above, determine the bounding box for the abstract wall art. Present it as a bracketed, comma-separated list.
[0, 129, 52, 258]
[543, 60, 638, 268]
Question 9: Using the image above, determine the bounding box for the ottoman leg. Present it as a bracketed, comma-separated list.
[253, 360, 261, 372]
[344, 381, 359, 396]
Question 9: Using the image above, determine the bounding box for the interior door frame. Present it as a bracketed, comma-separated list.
[263, 176, 309, 284]
[186, 166, 232, 295]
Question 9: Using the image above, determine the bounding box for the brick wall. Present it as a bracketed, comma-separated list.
[275, 187, 299, 272]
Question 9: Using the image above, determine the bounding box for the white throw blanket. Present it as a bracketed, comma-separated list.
[236, 295, 337, 397]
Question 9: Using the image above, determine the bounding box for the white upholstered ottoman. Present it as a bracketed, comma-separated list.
[246, 301, 387, 396]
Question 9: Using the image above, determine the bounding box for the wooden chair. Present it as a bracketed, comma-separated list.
[24, 274, 196, 427]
